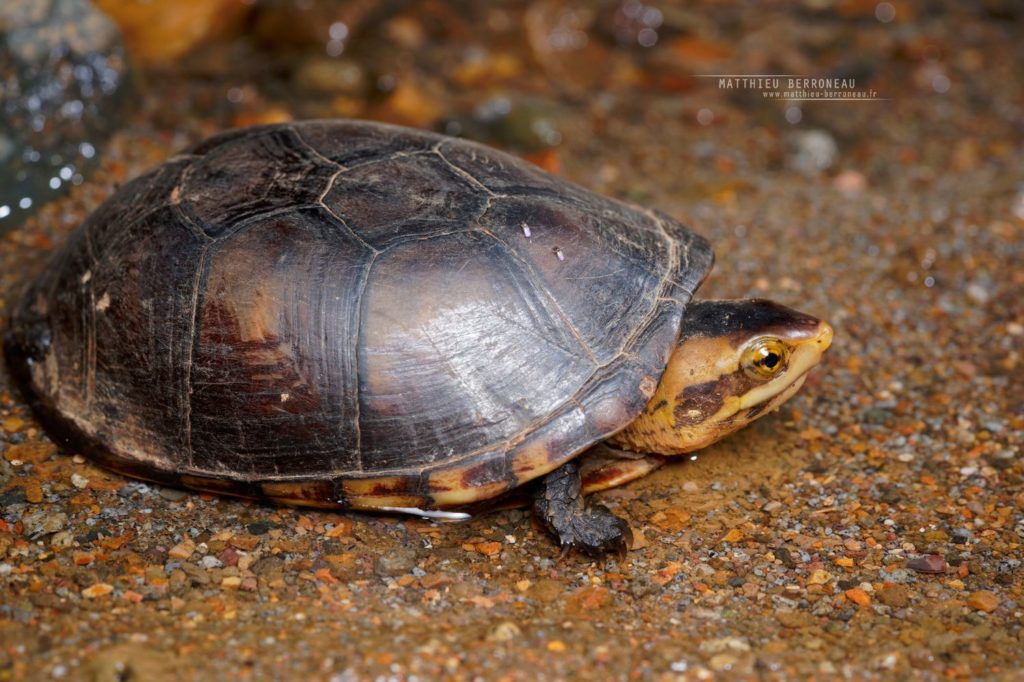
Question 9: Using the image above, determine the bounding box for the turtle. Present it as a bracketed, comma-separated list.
[3, 120, 833, 554]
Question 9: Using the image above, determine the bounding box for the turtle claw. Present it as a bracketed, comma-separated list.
[535, 460, 632, 557]
[559, 505, 631, 557]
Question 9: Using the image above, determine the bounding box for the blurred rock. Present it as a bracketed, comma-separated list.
[599, 0, 665, 48]
[525, 0, 610, 94]
[250, 0, 378, 53]
[87, 644, 177, 682]
[0, 0, 130, 233]
[294, 57, 367, 96]
[379, 78, 444, 127]
[788, 129, 838, 174]
[444, 97, 565, 153]
[94, 0, 249, 65]
[450, 47, 524, 88]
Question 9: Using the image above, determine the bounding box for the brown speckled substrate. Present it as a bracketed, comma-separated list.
[1, 1, 1022, 680]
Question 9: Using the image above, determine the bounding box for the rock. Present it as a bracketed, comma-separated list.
[245, 521, 274, 535]
[50, 530, 75, 549]
[374, 548, 416, 576]
[699, 637, 751, 654]
[0, 0, 131, 233]
[82, 583, 114, 599]
[708, 653, 740, 672]
[381, 79, 444, 127]
[649, 508, 693, 533]
[294, 57, 367, 96]
[722, 528, 745, 544]
[833, 170, 866, 196]
[907, 555, 947, 574]
[776, 610, 812, 628]
[200, 555, 222, 570]
[807, 569, 833, 585]
[22, 479, 43, 504]
[168, 540, 196, 560]
[156, 487, 188, 501]
[3, 441, 57, 464]
[531, 578, 564, 604]
[1, 416, 25, 432]
[845, 588, 872, 606]
[475, 541, 502, 557]
[877, 585, 910, 608]
[21, 511, 68, 538]
[787, 130, 838, 174]
[0, 488, 27, 506]
[86, 644, 177, 681]
[966, 590, 999, 613]
[951, 528, 973, 544]
[564, 586, 612, 615]
[94, 0, 248, 64]
[487, 621, 522, 642]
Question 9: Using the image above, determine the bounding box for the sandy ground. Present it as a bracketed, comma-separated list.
[1, 1, 1022, 679]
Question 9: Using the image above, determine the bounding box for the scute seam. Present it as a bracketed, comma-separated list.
[183, 242, 212, 468]
[289, 124, 347, 171]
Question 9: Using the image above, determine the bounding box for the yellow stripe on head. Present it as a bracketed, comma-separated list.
[612, 300, 832, 455]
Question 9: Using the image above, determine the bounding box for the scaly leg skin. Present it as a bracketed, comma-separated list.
[533, 459, 633, 556]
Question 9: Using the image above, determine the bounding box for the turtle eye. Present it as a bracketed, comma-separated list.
[742, 338, 789, 379]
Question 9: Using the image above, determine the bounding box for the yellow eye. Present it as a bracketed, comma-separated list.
[742, 338, 789, 379]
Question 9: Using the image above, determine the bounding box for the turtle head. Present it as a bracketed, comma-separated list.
[613, 299, 832, 455]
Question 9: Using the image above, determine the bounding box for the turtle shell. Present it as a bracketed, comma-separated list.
[4, 120, 714, 510]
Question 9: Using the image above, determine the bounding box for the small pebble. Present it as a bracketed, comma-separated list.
[82, 583, 114, 599]
[907, 555, 947, 574]
[168, 541, 196, 560]
[487, 622, 522, 642]
[877, 585, 910, 608]
[845, 588, 871, 606]
[157, 487, 189, 501]
[21, 511, 68, 538]
[374, 549, 416, 577]
[966, 591, 1000, 613]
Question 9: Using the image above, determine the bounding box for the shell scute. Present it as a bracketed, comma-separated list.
[323, 152, 488, 250]
[178, 127, 338, 239]
[189, 206, 373, 476]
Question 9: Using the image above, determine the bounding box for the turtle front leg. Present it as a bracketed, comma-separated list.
[533, 459, 632, 556]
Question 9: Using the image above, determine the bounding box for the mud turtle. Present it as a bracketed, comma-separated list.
[4, 120, 832, 553]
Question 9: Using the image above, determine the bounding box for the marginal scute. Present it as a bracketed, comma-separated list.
[260, 480, 338, 509]
[84, 157, 194, 246]
[180, 473, 255, 496]
[508, 404, 592, 483]
[339, 475, 428, 510]
[4, 119, 716, 510]
[428, 449, 510, 506]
